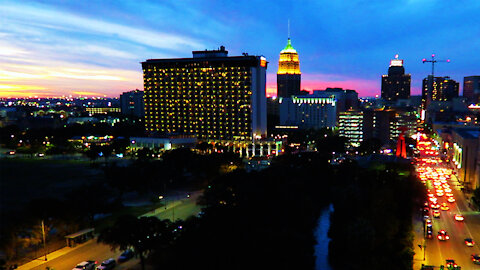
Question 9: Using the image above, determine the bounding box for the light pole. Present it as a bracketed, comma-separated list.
[41, 220, 47, 261]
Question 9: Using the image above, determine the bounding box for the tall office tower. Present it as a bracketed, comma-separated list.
[120, 89, 145, 117]
[463, 76, 480, 104]
[381, 55, 411, 102]
[339, 111, 364, 147]
[422, 76, 459, 107]
[142, 46, 267, 141]
[277, 38, 301, 97]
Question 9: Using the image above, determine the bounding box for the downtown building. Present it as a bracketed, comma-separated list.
[278, 96, 337, 129]
[277, 38, 301, 97]
[142, 46, 276, 156]
[422, 76, 460, 108]
[339, 109, 417, 148]
[120, 89, 144, 117]
[463, 76, 480, 104]
[381, 55, 411, 102]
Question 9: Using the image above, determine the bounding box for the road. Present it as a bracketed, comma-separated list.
[30, 241, 139, 270]
[413, 138, 480, 269]
[20, 191, 202, 270]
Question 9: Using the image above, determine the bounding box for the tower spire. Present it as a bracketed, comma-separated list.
[288, 19, 290, 39]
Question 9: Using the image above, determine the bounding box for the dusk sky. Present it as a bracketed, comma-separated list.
[1, 0, 479, 98]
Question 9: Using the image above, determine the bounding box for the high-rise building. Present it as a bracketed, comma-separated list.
[142, 46, 267, 141]
[278, 96, 336, 129]
[313, 88, 359, 115]
[422, 76, 460, 108]
[463, 76, 480, 104]
[339, 111, 364, 147]
[381, 55, 411, 102]
[277, 38, 301, 98]
[339, 109, 410, 147]
[120, 89, 145, 117]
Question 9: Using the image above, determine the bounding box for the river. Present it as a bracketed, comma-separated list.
[315, 204, 333, 270]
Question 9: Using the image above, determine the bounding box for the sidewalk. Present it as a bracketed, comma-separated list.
[17, 239, 95, 270]
[412, 215, 428, 270]
[16, 197, 191, 270]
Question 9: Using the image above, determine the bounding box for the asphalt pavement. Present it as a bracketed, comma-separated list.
[18, 191, 202, 270]
[413, 144, 480, 269]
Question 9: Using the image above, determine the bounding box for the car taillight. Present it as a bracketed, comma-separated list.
[95, 261, 98, 264]
[446, 236, 449, 239]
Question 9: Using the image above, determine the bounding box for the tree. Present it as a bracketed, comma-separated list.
[357, 137, 383, 155]
[98, 215, 174, 270]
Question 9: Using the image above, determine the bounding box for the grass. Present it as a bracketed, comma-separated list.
[94, 202, 164, 233]
[0, 158, 104, 211]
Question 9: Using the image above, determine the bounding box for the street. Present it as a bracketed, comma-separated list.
[29, 241, 139, 270]
[413, 137, 480, 269]
[19, 191, 202, 270]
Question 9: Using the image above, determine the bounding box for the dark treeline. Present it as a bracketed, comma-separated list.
[150, 152, 334, 269]
[328, 160, 426, 270]
[138, 152, 425, 270]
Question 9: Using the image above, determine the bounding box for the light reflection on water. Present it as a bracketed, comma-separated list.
[315, 204, 333, 270]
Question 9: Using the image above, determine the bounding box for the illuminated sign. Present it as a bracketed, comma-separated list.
[260, 57, 267, 67]
[390, 59, 403, 67]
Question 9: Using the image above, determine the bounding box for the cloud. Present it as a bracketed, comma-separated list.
[2, 3, 205, 51]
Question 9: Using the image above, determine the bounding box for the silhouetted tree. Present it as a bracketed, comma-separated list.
[98, 215, 174, 270]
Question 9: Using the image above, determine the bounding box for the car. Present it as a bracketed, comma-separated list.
[118, 249, 134, 262]
[444, 187, 452, 193]
[454, 214, 464, 221]
[433, 210, 441, 218]
[437, 230, 449, 241]
[440, 204, 449, 211]
[431, 203, 440, 209]
[472, 254, 480, 264]
[96, 258, 116, 270]
[446, 193, 454, 197]
[447, 197, 456, 203]
[446, 259, 457, 268]
[465, 238, 475, 247]
[426, 230, 433, 239]
[73, 261, 96, 270]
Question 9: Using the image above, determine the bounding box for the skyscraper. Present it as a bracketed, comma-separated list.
[422, 76, 459, 108]
[142, 46, 267, 141]
[463, 76, 480, 104]
[120, 89, 145, 117]
[381, 55, 411, 101]
[277, 38, 301, 98]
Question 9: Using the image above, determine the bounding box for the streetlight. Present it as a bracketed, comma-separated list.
[41, 220, 47, 261]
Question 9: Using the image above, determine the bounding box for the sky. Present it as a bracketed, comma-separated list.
[1, 0, 479, 98]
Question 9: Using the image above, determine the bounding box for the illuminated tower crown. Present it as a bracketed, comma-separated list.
[277, 38, 301, 75]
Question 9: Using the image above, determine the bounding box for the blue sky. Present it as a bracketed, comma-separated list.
[1, 0, 479, 97]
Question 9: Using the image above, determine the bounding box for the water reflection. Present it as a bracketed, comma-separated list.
[315, 204, 333, 270]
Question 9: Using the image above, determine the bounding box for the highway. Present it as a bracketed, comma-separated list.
[414, 138, 480, 269]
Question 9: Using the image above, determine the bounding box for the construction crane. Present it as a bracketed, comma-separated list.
[422, 54, 450, 78]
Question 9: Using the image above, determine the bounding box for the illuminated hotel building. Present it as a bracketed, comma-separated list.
[142, 46, 267, 141]
[277, 38, 301, 98]
[278, 96, 336, 129]
[381, 55, 411, 102]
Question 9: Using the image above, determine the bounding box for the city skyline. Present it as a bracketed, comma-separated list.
[1, 0, 479, 98]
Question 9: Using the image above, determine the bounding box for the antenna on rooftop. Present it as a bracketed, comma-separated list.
[288, 19, 291, 39]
